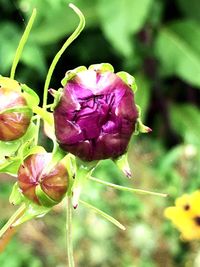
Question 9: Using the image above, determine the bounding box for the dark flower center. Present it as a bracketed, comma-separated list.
[184, 204, 190, 211]
[194, 216, 200, 226]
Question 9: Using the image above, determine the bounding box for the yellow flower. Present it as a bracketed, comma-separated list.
[164, 190, 200, 241]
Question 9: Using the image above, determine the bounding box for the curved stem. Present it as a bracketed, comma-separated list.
[89, 176, 168, 197]
[42, 3, 85, 109]
[10, 9, 37, 79]
[80, 200, 126, 231]
[34, 116, 41, 145]
[0, 204, 26, 239]
[66, 197, 75, 267]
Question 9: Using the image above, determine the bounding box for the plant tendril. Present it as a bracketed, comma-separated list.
[42, 3, 86, 110]
[10, 9, 37, 79]
[0, 204, 26, 240]
[89, 176, 168, 197]
[80, 200, 126, 230]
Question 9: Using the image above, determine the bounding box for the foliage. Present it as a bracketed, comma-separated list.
[0, 0, 200, 267]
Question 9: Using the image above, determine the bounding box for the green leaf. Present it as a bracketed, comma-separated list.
[158, 145, 184, 176]
[177, 0, 200, 22]
[155, 20, 200, 87]
[169, 104, 200, 146]
[97, 0, 153, 57]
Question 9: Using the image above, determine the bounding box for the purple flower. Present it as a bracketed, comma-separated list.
[53, 65, 138, 161]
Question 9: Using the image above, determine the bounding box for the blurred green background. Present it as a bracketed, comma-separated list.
[0, 0, 200, 266]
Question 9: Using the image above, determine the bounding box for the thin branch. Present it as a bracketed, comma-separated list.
[10, 9, 37, 79]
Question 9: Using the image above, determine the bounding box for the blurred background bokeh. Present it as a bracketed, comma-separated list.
[0, 0, 200, 266]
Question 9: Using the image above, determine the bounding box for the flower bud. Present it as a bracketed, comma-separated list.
[0, 77, 32, 141]
[18, 153, 69, 206]
[53, 64, 138, 161]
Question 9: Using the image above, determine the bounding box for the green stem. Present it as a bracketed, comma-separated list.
[90, 176, 168, 197]
[42, 3, 85, 110]
[0, 204, 26, 239]
[10, 9, 37, 79]
[80, 200, 126, 231]
[66, 197, 75, 267]
[32, 106, 53, 125]
[34, 116, 41, 146]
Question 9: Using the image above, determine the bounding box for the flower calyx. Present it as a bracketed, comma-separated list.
[17, 152, 70, 207]
[134, 105, 152, 135]
[114, 153, 132, 178]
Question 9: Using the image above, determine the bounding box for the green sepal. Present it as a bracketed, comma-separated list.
[134, 105, 152, 135]
[22, 145, 46, 159]
[0, 106, 32, 116]
[35, 184, 58, 207]
[12, 202, 51, 226]
[0, 76, 21, 91]
[61, 66, 87, 87]
[88, 63, 114, 73]
[21, 84, 40, 108]
[9, 182, 24, 205]
[49, 88, 63, 111]
[116, 71, 137, 93]
[135, 118, 152, 134]
[114, 153, 132, 178]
